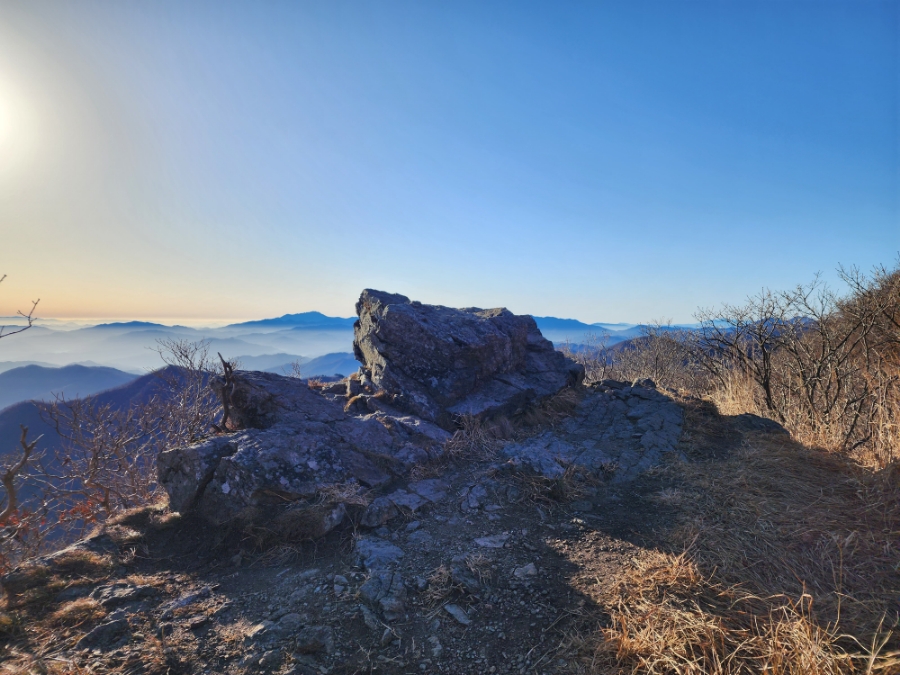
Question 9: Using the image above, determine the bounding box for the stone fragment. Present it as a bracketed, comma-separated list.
[278, 613, 304, 632]
[187, 614, 208, 630]
[474, 533, 509, 548]
[90, 582, 158, 608]
[358, 604, 380, 631]
[294, 625, 334, 654]
[513, 563, 538, 578]
[360, 497, 400, 528]
[359, 571, 407, 621]
[76, 612, 129, 651]
[409, 479, 448, 503]
[387, 489, 428, 512]
[443, 604, 471, 626]
[356, 537, 405, 570]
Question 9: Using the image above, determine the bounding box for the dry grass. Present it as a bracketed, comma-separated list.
[513, 463, 596, 506]
[48, 598, 106, 627]
[585, 550, 894, 675]
[573, 430, 900, 674]
[424, 564, 454, 606]
[446, 414, 500, 459]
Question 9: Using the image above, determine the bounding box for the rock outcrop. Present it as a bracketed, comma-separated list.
[353, 289, 584, 429]
[500, 378, 684, 482]
[157, 370, 450, 526]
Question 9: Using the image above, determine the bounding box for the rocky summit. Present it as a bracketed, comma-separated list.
[158, 289, 591, 530]
[353, 289, 585, 428]
[2, 290, 764, 675]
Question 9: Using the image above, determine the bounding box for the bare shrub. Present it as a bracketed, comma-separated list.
[0, 340, 232, 570]
[610, 322, 708, 392]
[695, 265, 900, 466]
[561, 332, 616, 383]
[0, 274, 39, 341]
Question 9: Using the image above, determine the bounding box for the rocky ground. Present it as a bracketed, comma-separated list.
[0, 381, 791, 675]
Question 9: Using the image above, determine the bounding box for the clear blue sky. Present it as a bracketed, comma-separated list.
[0, 1, 896, 322]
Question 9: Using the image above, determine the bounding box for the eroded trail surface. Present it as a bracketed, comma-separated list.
[0, 386, 837, 675]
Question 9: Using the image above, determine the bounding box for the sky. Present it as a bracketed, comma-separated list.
[0, 1, 897, 324]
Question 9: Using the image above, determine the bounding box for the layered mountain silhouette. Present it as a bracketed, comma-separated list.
[0, 364, 137, 411]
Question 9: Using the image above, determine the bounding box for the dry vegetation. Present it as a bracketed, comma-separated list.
[561, 263, 900, 674]
[0, 340, 232, 572]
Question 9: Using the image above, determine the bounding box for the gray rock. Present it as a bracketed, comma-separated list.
[358, 604, 380, 631]
[513, 563, 538, 578]
[76, 616, 129, 651]
[407, 530, 434, 547]
[359, 571, 407, 621]
[386, 489, 428, 512]
[474, 533, 509, 548]
[356, 537, 404, 570]
[450, 565, 483, 595]
[461, 483, 490, 511]
[443, 604, 471, 626]
[501, 383, 683, 483]
[360, 497, 400, 528]
[278, 612, 304, 632]
[158, 371, 447, 524]
[294, 625, 334, 654]
[353, 289, 583, 429]
[90, 582, 158, 608]
[409, 479, 448, 503]
[244, 621, 275, 646]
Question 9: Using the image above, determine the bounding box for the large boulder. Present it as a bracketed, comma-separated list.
[157, 371, 449, 524]
[353, 289, 584, 429]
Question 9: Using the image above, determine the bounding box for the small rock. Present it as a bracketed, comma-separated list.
[244, 621, 275, 645]
[278, 613, 304, 632]
[380, 627, 394, 646]
[474, 533, 509, 548]
[76, 617, 129, 651]
[407, 530, 433, 546]
[294, 625, 334, 654]
[355, 536, 405, 570]
[187, 614, 208, 630]
[359, 572, 407, 621]
[387, 489, 428, 512]
[358, 604, 380, 631]
[258, 649, 281, 667]
[513, 563, 538, 578]
[443, 604, 471, 626]
[360, 497, 400, 528]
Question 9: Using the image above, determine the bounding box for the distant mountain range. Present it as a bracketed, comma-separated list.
[0, 309, 695, 414]
[224, 312, 356, 331]
[0, 354, 363, 413]
[0, 364, 137, 411]
[532, 317, 697, 346]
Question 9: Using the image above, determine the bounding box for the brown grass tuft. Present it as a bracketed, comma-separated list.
[48, 598, 106, 626]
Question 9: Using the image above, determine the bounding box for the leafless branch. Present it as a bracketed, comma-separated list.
[0, 274, 40, 340]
